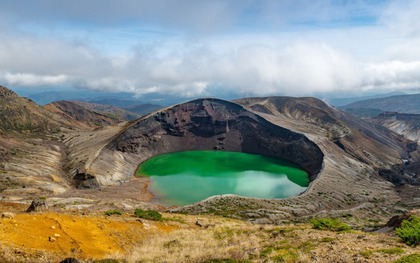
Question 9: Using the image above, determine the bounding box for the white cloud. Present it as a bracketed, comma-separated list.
[1, 32, 419, 98]
[0, 0, 419, 98]
[1, 72, 68, 86]
[362, 61, 420, 90]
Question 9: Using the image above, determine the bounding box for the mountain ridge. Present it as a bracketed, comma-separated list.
[341, 93, 420, 115]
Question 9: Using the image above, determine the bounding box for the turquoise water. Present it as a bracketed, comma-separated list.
[137, 150, 309, 206]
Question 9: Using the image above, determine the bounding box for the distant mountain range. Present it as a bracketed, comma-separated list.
[13, 89, 175, 108]
[340, 93, 420, 116]
[326, 91, 407, 106]
[88, 99, 162, 115]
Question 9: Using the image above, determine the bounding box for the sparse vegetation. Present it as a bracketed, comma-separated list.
[361, 247, 405, 258]
[104, 210, 122, 216]
[393, 253, 420, 263]
[319, 237, 335, 243]
[396, 215, 420, 246]
[377, 247, 406, 255]
[310, 218, 351, 232]
[134, 208, 162, 221]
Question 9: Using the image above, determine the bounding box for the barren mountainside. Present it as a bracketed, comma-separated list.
[0, 86, 73, 133]
[371, 112, 420, 144]
[68, 100, 140, 121]
[44, 100, 128, 128]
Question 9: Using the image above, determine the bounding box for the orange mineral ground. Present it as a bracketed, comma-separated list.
[0, 212, 174, 261]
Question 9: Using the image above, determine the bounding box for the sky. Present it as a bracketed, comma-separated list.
[1, 0, 420, 99]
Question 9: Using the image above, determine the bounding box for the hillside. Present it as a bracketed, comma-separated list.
[371, 112, 420, 144]
[0, 86, 130, 197]
[44, 101, 132, 128]
[69, 100, 139, 121]
[0, 86, 73, 133]
[341, 94, 420, 115]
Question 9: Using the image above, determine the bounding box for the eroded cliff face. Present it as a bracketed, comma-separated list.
[107, 99, 324, 178]
[371, 113, 420, 144]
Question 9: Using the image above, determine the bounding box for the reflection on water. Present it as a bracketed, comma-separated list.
[137, 150, 308, 206]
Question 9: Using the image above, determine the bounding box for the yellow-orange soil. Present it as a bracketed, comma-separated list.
[0, 212, 174, 261]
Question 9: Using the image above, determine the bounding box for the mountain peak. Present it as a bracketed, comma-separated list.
[0, 85, 18, 98]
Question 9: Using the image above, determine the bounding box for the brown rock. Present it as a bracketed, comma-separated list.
[26, 198, 47, 212]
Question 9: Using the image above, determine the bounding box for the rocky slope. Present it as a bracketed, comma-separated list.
[0, 86, 74, 133]
[0, 87, 89, 198]
[67, 100, 140, 121]
[371, 112, 420, 144]
[44, 101, 127, 128]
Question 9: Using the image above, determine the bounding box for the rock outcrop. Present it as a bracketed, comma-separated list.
[26, 198, 47, 212]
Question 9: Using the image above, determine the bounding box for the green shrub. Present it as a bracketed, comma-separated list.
[134, 208, 162, 221]
[396, 215, 420, 246]
[393, 254, 420, 263]
[319, 237, 335, 243]
[104, 210, 122, 216]
[310, 218, 351, 232]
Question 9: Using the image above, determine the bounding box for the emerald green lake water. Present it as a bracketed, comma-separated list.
[137, 150, 309, 206]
